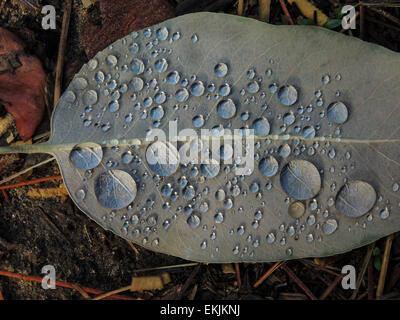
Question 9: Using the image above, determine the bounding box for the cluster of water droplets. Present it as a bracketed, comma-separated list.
[59, 22, 396, 261]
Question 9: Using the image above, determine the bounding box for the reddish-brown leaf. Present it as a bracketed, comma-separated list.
[0, 27, 46, 141]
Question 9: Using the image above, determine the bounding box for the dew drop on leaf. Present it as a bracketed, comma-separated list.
[280, 160, 321, 200]
[69, 143, 103, 170]
[335, 181, 376, 218]
[94, 170, 137, 210]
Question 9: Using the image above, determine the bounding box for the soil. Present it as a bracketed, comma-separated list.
[0, 0, 399, 300]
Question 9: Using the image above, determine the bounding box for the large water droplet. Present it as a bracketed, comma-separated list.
[280, 160, 321, 200]
[94, 170, 137, 210]
[322, 219, 338, 235]
[252, 117, 270, 136]
[214, 63, 228, 77]
[190, 81, 205, 96]
[83, 90, 98, 105]
[187, 214, 201, 228]
[130, 77, 144, 92]
[288, 201, 305, 219]
[278, 85, 298, 106]
[70, 143, 103, 170]
[155, 58, 168, 73]
[156, 26, 169, 40]
[335, 181, 376, 218]
[201, 159, 220, 179]
[130, 58, 145, 75]
[327, 101, 349, 124]
[217, 99, 236, 119]
[146, 141, 180, 177]
[259, 156, 279, 177]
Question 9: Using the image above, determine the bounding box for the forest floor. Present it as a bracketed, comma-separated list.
[0, 0, 399, 300]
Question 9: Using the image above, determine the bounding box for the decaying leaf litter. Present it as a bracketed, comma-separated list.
[0, 0, 398, 300]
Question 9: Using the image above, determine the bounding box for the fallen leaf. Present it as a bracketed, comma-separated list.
[0, 27, 46, 141]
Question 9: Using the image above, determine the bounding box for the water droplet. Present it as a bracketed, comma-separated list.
[156, 26, 169, 40]
[95, 170, 137, 210]
[302, 126, 316, 139]
[288, 201, 305, 219]
[106, 55, 118, 67]
[146, 141, 180, 176]
[247, 81, 260, 94]
[283, 112, 295, 125]
[252, 117, 270, 136]
[201, 159, 220, 179]
[219, 83, 231, 97]
[70, 143, 103, 170]
[190, 81, 205, 96]
[322, 219, 338, 235]
[259, 156, 279, 177]
[130, 77, 144, 92]
[187, 214, 201, 228]
[380, 207, 390, 219]
[214, 211, 224, 224]
[335, 181, 376, 218]
[266, 232, 276, 244]
[278, 85, 298, 106]
[175, 88, 189, 102]
[280, 160, 321, 200]
[217, 99, 236, 119]
[191, 34, 199, 42]
[155, 58, 168, 73]
[75, 188, 86, 201]
[167, 71, 180, 84]
[83, 90, 98, 105]
[214, 63, 228, 77]
[327, 102, 349, 124]
[130, 58, 145, 75]
[150, 106, 165, 120]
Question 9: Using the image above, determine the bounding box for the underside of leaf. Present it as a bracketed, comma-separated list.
[3, 13, 400, 263]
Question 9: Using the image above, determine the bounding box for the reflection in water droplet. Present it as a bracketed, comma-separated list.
[70, 143, 103, 170]
[322, 219, 338, 235]
[214, 63, 228, 77]
[187, 214, 201, 228]
[280, 160, 321, 200]
[247, 81, 260, 94]
[150, 106, 165, 120]
[83, 90, 98, 105]
[146, 141, 180, 176]
[327, 102, 349, 124]
[283, 112, 295, 125]
[201, 159, 220, 178]
[288, 201, 305, 219]
[155, 58, 168, 73]
[122, 151, 134, 164]
[190, 81, 205, 96]
[278, 85, 298, 106]
[175, 88, 189, 102]
[259, 156, 279, 177]
[335, 180, 376, 218]
[75, 188, 86, 201]
[156, 26, 169, 40]
[130, 58, 145, 75]
[302, 126, 316, 139]
[130, 77, 144, 92]
[217, 99, 236, 119]
[380, 207, 390, 220]
[95, 170, 137, 210]
[252, 117, 270, 136]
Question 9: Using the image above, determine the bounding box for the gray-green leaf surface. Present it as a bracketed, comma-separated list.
[3, 12, 400, 262]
